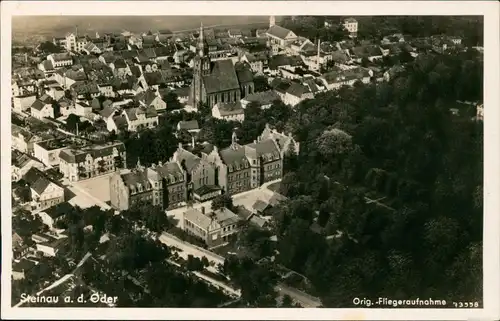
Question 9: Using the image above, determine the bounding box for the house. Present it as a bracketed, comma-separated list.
[349, 45, 383, 62]
[177, 120, 200, 134]
[13, 94, 37, 113]
[12, 125, 41, 155]
[46, 85, 65, 101]
[135, 89, 167, 112]
[12, 259, 38, 280]
[239, 52, 266, 74]
[37, 202, 74, 229]
[319, 67, 372, 90]
[384, 65, 405, 82]
[106, 114, 129, 134]
[36, 237, 68, 257]
[343, 17, 358, 37]
[122, 106, 159, 131]
[171, 144, 220, 202]
[34, 138, 87, 167]
[266, 18, 298, 54]
[12, 150, 45, 182]
[12, 79, 37, 96]
[240, 90, 280, 109]
[212, 101, 245, 122]
[38, 60, 55, 76]
[109, 160, 187, 210]
[75, 101, 93, 117]
[183, 206, 241, 248]
[30, 94, 54, 120]
[82, 42, 103, 55]
[259, 123, 300, 155]
[22, 168, 65, 212]
[47, 53, 73, 68]
[278, 82, 313, 107]
[59, 141, 126, 182]
[204, 132, 282, 195]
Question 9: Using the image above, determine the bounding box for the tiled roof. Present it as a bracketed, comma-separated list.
[286, 82, 311, 98]
[175, 148, 201, 173]
[184, 208, 212, 229]
[153, 161, 185, 184]
[31, 99, 48, 111]
[23, 167, 57, 195]
[12, 150, 34, 168]
[193, 185, 221, 197]
[177, 120, 199, 131]
[50, 53, 72, 62]
[219, 145, 249, 169]
[113, 115, 128, 130]
[266, 25, 293, 40]
[216, 101, 244, 116]
[252, 199, 269, 212]
[235, 63, 254, 84]
[202, 59, 240, 94]
[243, 90, 280, 105]
[100, 106, 116, 119]
[213, 207, 240, 226]
[246, 139, 280, 162]
[114, 59, 128, 69]
[144, 71, 165, 86]
[59, 142, 125, 164]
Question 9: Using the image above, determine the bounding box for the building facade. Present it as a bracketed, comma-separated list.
[58, 141, 127, 182]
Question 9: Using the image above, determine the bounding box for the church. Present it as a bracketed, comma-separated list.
[190, 24, 255, 108]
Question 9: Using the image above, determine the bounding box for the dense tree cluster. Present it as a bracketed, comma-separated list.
[280, 16, 483, 46]
[259, 51, 483, 307]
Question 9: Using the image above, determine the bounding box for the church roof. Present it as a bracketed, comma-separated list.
[266, 25, 294, 40]
[202, 59, 240, 94]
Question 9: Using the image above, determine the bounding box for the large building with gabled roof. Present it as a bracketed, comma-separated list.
[190, 24, 255, 108]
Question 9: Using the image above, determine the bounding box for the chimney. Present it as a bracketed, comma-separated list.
[191, 135, 195, 149]
[178, 142, 183, 150]
[254, 140, 257, 144]
[201, 206, 206, 215]
[158, 161, 163, 166]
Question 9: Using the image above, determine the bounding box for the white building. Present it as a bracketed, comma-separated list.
[22, 168, 65, 212]
[212, 102, 245, 122]
[30, 94, 54, 120]
[47, 53, 73, 68]
[13, 94, 37, 113]
[343, 18, 358, 37]
[122, 107, 159, 132]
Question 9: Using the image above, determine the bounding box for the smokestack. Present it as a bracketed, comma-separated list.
[317, 39, 321, 70]
[201, 206, 205, 214]
[191, 135, 195, 149]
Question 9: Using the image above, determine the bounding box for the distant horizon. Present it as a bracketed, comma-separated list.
[12, 16, 283, 41]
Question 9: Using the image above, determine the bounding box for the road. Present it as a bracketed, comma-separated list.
[167, 178, 281, 229]
[275, 283, 322, 307]
[158, 233, 223, 273]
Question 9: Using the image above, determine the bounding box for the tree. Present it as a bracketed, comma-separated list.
[211, 194, 234, 211]
[66, 114, 81, 132]
[163, 91, 183, 111]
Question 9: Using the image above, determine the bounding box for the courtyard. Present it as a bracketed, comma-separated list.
[71, 171, 117, 204]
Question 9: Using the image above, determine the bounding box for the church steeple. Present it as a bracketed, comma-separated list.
[198, 22, 206, 57]
[269, 16, 276, 28]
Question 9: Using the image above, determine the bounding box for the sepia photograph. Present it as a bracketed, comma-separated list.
[1, 1, 499, 320]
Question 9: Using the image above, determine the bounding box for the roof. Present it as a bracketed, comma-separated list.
[243, 90, 280, 105]
[173, 86, 190, 97]
[12, 150, 36, 168]
[344, 17, 357, 23]
[234, 205, 253, 220]
[267, 25, 294, 40]
[144, 71, 165, 86]
[100, 106, 116, 118]
[125, 107, 158, 121]
[219, 145, 249, 169]
[153, 161, 185, 184]
[215, 101, 244, 116]
[249, 215, 267, 228]
[202, 59, 240, 94]
[175, 148, 201, 173]
[252, 199, 269, 212]
[44, 202, 75, 219]
[177, 120, 199, 131]
[286, 82, 311, 98]
[13, 259, 37, 273]
[23, 168, 58, 195]
[246, 139, 281, 161]
[193, 185, 221, 197]
[31, 99, 48, 111]
[50, 53, 72, 62]
[184, 208, 212, 229]
[235, 64, 254, 84]
[120, 169, 153, 192]
[213, 207, 240, 226]
[58, 142, 125, 164]
[113, 115, 129, 130]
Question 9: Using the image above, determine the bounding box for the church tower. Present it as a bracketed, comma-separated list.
[269, 16, 276, 28]
[190, 22, 211, 108]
